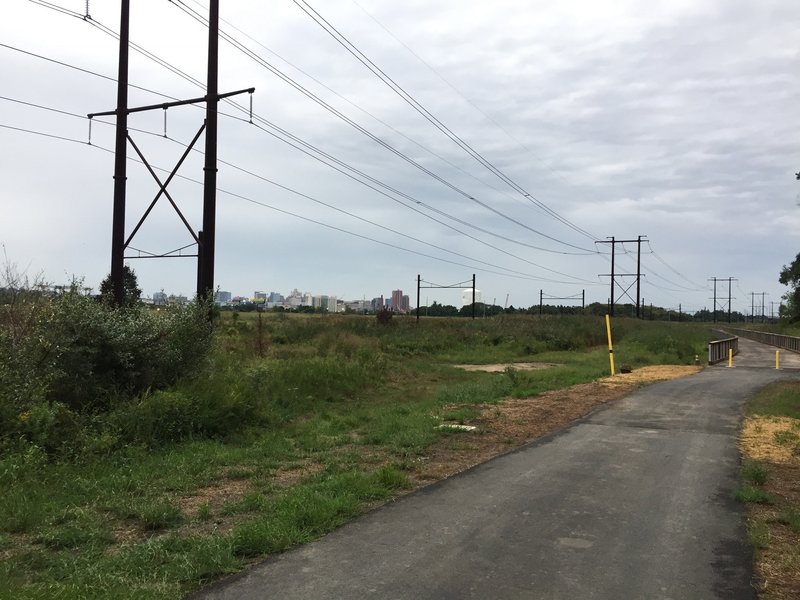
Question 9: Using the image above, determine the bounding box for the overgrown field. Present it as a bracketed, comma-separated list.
[0, 297, 714, 599]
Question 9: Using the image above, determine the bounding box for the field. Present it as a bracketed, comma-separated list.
[0, 312, 714, 599]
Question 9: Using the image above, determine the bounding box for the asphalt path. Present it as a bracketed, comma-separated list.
[193, 341, 800, 600]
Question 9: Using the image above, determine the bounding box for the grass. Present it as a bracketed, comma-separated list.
[747, 381, 800, 419]
[0, 314, 714, 598]
[739, 378, 800, 598]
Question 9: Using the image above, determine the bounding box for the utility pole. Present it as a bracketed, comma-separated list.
[110, 0, 130, 306]
[198, 0, 220, 299]
[709, 277, 736, 323]
[750, 292, 756, 323]
[710, 277, 717, 322]
[539, 289, 543, 315]
[472, 274, 476, 320]
[761, 292, 767, 323]
[416, 274, 421, 322]
[597, 235, 645, 317]
[95, 0, 253, 309]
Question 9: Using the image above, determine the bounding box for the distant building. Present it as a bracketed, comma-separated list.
[214, 290, 232, 305]
[462, 288, 482, 306]
[153, 290, 167, 306]
[402, 294, 410, 313]
[254, 291, 267, 302]
[371, 296, 384, 311]
[391, 289, 405, 313]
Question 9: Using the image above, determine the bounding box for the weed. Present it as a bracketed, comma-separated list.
[736, 485, 774, 504]
[773, 430, 799, 445]
[777, 508, 800, 532]
[741, 462, 768, 487]
[747, 517, 770, 553]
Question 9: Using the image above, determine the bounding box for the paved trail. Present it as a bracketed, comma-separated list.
[193, 340, 800, 600]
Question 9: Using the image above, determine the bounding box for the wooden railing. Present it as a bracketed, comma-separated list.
[726, 328, 800, 354]
[708, 336, 738, 365]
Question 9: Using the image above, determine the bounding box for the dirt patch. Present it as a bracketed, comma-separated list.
[179, 478, 252, 517]
[454, 362, 560, 373]
[272, 460, 326, 487]
[410, 365, 702, 484]
[739, 415, 800, 600]
[741, 417, 800, 465]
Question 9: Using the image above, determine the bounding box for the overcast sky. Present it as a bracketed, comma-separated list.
[1, 0, 798, 313]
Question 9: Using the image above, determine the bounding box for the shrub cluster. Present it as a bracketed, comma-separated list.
[0, 286, 213, 455]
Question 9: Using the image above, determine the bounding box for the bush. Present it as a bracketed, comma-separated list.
[0, 285, 214, 454]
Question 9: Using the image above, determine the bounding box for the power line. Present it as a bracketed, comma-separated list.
[291, 0, 597, 242]
[29, 2, 600, 257]
[169, 0, 600, 254]
[1, 42, 603, 287]
[1, 112, 596, 285]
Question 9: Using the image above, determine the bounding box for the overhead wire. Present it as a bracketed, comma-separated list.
[291, 0, 598, 241]
[168, 0, 600, 255]
[22, 1, 602, 257]
[0, 97, 596, 285]
[181, 0, 560, 221]
[1, 42, 603, 288]
[347, 0, 587, 199]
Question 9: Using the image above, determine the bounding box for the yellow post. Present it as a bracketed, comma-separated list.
[605, 314, 615, 376]
[728, 348, 733, 368]
[776, 350, 780, 370]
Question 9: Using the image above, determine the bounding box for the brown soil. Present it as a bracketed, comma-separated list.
[453, 362, 561, 372]
[739, 415, 800, 600]
[409, 365, 702, 484]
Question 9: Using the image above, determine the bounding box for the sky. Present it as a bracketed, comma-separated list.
[1, 0, 798, 314]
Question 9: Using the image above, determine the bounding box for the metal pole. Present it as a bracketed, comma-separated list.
[609, 236, 615, 316]
[712, 277, 717, 322]
[539, 289, 543, 315]
[416, 274, 420, 322]
[110, 0, 130, 306]
[727, 278, 732, 323]
[636, 235, 642, 319]
[471, 274, 476, 320]
[751, 292, 755, 323]
[199, 0, 220, 300]
[761, 292, 766, 323]
[582, 289, 585, 309]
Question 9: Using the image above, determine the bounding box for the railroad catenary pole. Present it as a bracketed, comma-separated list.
[110, 0, 130, 306]
[636, 235, 643, 318]
[198, 0, 220, 299]
[539, 289, 543, 315]
[471, 274, 476, 320]
[416, 274, 420, 322]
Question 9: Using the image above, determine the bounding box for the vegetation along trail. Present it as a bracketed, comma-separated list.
[194, 338, 795, 599]
[2, 296, 789, 598]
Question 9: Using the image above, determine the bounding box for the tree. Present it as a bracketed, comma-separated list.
[99, 265, 141, 307]
[779, 253, 800, 322]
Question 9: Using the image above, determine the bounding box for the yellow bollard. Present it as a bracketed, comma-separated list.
[605, 314, 615, 376]
[728, 348, 733, 368]
[776, 350, 780, 370]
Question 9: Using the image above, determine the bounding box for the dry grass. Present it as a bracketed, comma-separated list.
[740, 415, 800, 600]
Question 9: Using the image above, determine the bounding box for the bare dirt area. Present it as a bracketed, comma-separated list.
[409, 365, 702, 484]
[453, 362, 561, 373]
[739, 416, 800, 600]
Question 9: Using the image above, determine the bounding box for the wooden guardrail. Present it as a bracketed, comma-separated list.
[708, 336, 738, 365]
[726, 328, 800, 354]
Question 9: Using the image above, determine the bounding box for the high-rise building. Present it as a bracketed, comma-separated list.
[214, 290, 231, 304]
[371, 296, 384, 311]
[391, 289, 404, 313]
[402, 295, 410, 313]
